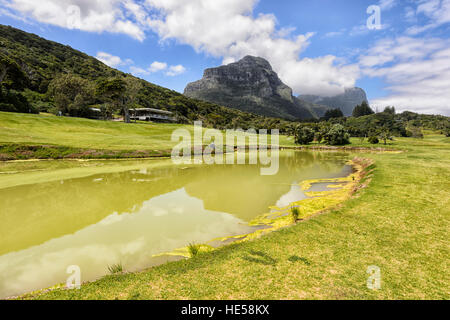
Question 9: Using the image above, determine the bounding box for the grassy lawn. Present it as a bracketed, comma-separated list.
[0, 112, 194, 151]
[16, 132, 449, 300]
[0, 112, 295, 160]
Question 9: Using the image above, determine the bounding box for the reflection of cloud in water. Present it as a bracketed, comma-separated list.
[0, 188, 254, 298]
[274, 183, 308, 209]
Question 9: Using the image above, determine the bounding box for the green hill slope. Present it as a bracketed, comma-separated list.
[0, 24, 296, 131]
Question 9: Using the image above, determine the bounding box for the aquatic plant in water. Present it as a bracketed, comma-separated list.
[187, 243, 201, 257]
[107, 263, 123, 274]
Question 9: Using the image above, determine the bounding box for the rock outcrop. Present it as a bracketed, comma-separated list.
[300, 88, 368, 117]
[184, 56, 318, 120]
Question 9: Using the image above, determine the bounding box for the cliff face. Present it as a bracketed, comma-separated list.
[184, 56, 317, 120]
[300, 88, 368, 117]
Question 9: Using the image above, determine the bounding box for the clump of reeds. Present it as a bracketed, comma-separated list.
[187, 243, 201, 257]
[107, 263, 123, 274]
[291, 206, 300, 223]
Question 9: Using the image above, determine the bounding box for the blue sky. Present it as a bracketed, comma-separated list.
[0, 0, 449, 115]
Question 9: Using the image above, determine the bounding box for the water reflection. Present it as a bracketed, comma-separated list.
[0, 150, 350, 298]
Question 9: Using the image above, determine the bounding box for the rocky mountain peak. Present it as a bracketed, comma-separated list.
[299, 87, 368, 117]
[184, 56, 319, 120]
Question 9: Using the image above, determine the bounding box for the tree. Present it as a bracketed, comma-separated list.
[323, 108, 344, 120]
[0, 53, 33, 114]
[383, 106, 396, 115]
[315, 123, 331, 143]
[368, 136, 379, 144]
[124, 77, 143, 122]
[295, 126, 315, 145]
[47, 74, 94, 117]
[379, 127, 393, 145]
[0, 53, 27, 90]
[406, 126, 424, 138]
[96, 78, 128, 122]
[352, 101, 374, 117]
[323, 124, 351, 145]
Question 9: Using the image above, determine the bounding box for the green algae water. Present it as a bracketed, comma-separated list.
[0, 150, 351, 298]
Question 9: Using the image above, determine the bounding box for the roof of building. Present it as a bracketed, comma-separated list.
[129, 108, 173, 115]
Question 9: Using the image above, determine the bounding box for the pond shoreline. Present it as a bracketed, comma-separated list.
[0, 143, 400, 162]
[8, 156, 375, 300]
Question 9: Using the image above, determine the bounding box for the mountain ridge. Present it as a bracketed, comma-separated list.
[300, 87, 369, 117]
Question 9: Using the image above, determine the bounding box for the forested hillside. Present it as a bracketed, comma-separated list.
[0, 25, 296, 131]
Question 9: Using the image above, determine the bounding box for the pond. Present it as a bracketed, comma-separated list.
[0, 150, 352, 298]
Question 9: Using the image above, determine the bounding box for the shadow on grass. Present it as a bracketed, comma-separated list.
[242, 250, 277, 266]
[287, 255, 311, 265]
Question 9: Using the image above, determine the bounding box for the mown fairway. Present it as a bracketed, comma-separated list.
[6, 121, 447, 300]
[0, 112, 298, 151]
[0, 112, 194, 150]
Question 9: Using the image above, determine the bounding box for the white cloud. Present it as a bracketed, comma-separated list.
[144, 0, 358, 96]
[130, 61, 185, 77]
[3, 0, 360, 96]
[379, 0, 397, 10]
[149, 61, 168, 73]
[359, 37, 444, 67]
[406, 0, 450, 35]
[95, 52, 132, 68]
[129, 66, 149, 75]
[165, 64, 186, 76]
[324, 29, 346, 38]
[360, 37, 450, 115]
[3, 0, 146, 41]
[404, 6, 417, 23]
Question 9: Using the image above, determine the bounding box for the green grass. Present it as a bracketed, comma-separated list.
[0, 112, 294, 160]
[0, 111, 193, 151]
[2, 113, 448, 300]
[15, 132, 449, 300]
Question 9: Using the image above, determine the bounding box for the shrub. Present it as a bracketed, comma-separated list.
[295, 126, 315, 145]
[368, 136, 379, 144]
[0, 89, 37, 114]
[187, 243, 201, 257]
[107, 263, 123, 274]
[408, 127, 424, 138]
[291, 207, 300, 222]
[323, 124, 351, 146]
[0, 103, 16, 112]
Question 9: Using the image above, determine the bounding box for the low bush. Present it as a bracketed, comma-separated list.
[295, 126, 315, 145]
[188, 243, 201, 257]
[107, 263, 123, 274]
[323, 124, 350, 146]
[291, 207, 300, 222]
[368, 136, 379, 144]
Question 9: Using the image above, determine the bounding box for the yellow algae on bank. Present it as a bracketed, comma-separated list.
[156, 157, 374, 260]
[152, 244, 215, 259]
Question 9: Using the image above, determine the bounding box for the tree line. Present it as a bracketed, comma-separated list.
[293, 102, 450, 146]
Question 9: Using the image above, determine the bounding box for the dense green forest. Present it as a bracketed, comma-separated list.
[0, 24, 448, 143]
